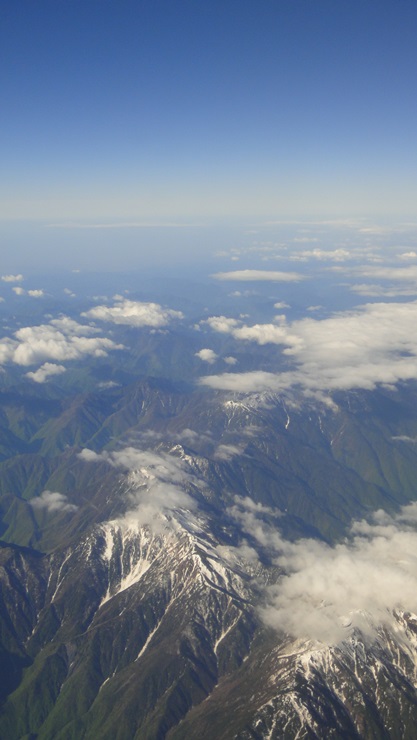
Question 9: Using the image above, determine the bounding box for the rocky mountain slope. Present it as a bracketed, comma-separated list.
[1, 378, 417, 737]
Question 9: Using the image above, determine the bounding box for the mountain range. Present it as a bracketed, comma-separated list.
[1, 371, 417, 737]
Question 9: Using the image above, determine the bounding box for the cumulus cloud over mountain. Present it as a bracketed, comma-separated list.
[82, 297, 183, 327]
[213, 443, 244, 461]
[226, 496, 417, 645]
[262, 504, 417, 645]
[79, 447, 199, 531]
[80, 443, 417, 649]
[0, 317, 123, 369]
[26, 362, 66, 383]
[30, 491, 78, 513]
[201, 300, 417, 396]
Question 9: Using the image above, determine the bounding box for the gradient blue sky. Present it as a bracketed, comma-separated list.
[2, 1, 417, 269]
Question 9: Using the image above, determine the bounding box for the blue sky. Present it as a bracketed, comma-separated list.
[2, 0, 417, 269]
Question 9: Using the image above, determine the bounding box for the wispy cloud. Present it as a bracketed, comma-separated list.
[30, 491, 78, 513]
[350, 265, 417, 282]
[46, 221, 196, 229]
[213, 443, 244, 461]
[290, 248, 351, 262]
[212, 270, 304, 282]
[399, 251, 417, 260]
[350, 283, 417, 298]
[78, 447, 200, 532]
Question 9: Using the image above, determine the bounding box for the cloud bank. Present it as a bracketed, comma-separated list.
[200, 300, 417, 396]
[264, 505, 417, 645]
[229, 497, 417, 645]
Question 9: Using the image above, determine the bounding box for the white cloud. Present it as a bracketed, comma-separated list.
[27, 289, 44, 298]
[203, 316, 240, 333]
[203, 315, 299, 348]
[232, 323, 295, 345]
[97, 380, 120, 389]
[227, 496, 283, 549]
[229, 289, 257, 297]
[30, 491, 78, 513]
[175, 428, 213, 446]
[195, 348, 218, 364]
[201, 371, 286, 394]
[213, 443, 243, 461]
[49, 317, 99, 335]
[351, 265, 417, 282]
[79, 447, 187, 479]
[256, 504, 417, 646]
[224, 356, 237, 365]
[201, 300, 417, 396]
[12, 287, 25, 296]
[399, 251, 417, 260]
[1, 274, 23, 283]
[26, 362, 66, 383]
[290, 248, 351, 262]
[230, 495, 281, 519]
[0, 317, 123, 368]
[82, 298, 183, 327]
[350, 284, 417, 297]
[78, 447, 199, 531]
[274, 301, 290, 309]
[78, 448, 101, 464]
[212, 270, 304, 282]
[226, 496, 417, 645]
